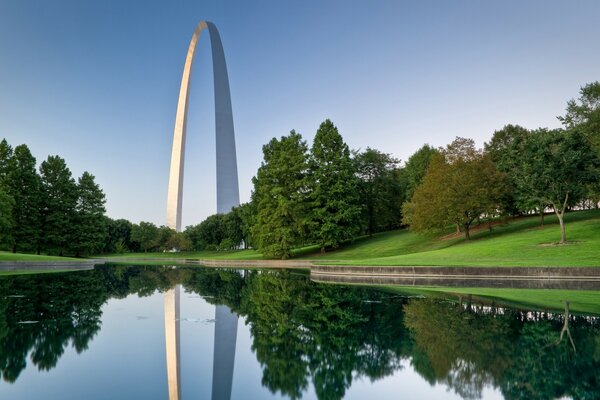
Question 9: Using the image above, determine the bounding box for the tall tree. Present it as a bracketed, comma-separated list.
[0, 139, 14, 186]
[559, 81, 600, 207]
[39, 155, 78, 255]
[73, 172, 107, 256]
[403, 144, 439, 202]
[251, 131, 310, 258]
[8, 145, 41, 252]
[512, 128, 599, 244]
[403, 138, 507, 240]
[0, 187, 13, 248]
[354, 147, 403, 235]
[484, 125, 536, 218]
[309, 120, 361, 252]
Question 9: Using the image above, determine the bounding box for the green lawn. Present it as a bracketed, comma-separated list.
[386, 286, 600, 315]
[102, 249, 265, 261]
[0, 252, 81, 262]
[102, 209, 600, 267]
[319, 210, 600, 267]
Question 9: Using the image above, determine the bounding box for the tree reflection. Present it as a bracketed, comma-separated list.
[0, 266, 599, 400]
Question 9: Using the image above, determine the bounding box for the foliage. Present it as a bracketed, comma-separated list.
[484, 124, 531, 216]
[512, 128, 599, 243]
[559, 81, 600, 206]
[73, 172, 107, 256]
[354, 147, 404, 235]
[403, 144, 439, 202]
[104, 218, 135, 253]
[403, 137, 508, 239]
[39, 155, 78, 255]
[130, 221, 160, 253]
[0, 187, 13, 248]
[251, 131, 311, 258]
[308, 120, 361, 251]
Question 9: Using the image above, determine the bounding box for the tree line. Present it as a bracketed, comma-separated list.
[4, 82, 598, 258]
[172, 81, 599, 258]
[0, 141, 107, 256]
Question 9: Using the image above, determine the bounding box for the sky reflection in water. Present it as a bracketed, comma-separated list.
[0, 265, 597, 399]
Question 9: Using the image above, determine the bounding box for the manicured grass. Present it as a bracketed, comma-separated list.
[0, 252, 81, 262]
[320, 210, 600, 267]
[386, 286, 600, 315]
[102, 249, 265, 261]
[102, 210, 600, 267]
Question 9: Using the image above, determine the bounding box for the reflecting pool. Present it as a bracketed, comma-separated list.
[0, 264, 598, 399]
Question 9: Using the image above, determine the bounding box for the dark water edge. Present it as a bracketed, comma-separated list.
[0, 264, 598, 399]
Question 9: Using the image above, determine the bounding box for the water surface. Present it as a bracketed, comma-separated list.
[0, 265, 598, 399]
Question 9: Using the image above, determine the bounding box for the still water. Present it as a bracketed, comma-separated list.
[0, 264, 598, 400]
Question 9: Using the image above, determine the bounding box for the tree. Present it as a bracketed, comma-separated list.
[0, 187, 13, 248]
[0, 139, 14, 185]
[559, 81, 600, 152]
[223, 208, 244, 249]
[104, 218, 134, 253]
[512, 129, 599, 244]
[403, 137, 507, 240]
[354, 147, 404, 235]
[308, 120, 361, 252]
[130, 221, 160, 253]
[403, 144, 439, 202]
[559, 82, 600, 207]
[165, 231, 192, 251]
[484, 125, 537, 218]
[39, 155, 78, 255]
[251, 131, 310, 258]
[7, 145, 41, 252]
[72, 172, 107, 256]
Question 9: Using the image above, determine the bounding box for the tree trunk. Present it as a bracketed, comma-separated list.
[464, 225, 471, 240]
[540, 208, 545, 226]
[553, 193, 569, 244]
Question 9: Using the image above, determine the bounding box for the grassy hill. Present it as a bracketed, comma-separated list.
[102, 209, 600, 267]
[310, 209, 600, 267]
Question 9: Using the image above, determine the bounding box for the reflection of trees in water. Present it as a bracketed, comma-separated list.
[0, 265, 190, 383]
[1, 266, 600, 400]
[404, 298, 600, 400]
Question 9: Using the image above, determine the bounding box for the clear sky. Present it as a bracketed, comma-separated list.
[1, 0, 599, 227]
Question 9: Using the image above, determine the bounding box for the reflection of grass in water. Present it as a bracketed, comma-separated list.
[386, 286, 600, 315]
[0, 269, 73, 276]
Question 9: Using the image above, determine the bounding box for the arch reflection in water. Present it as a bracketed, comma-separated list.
[164, 285, 238, 400]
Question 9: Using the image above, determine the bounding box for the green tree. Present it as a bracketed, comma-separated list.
[355, 147, 404, 235]
[483, 125, 548, 221]
[403, 144, 440, 201]
[403, 138, 507, 240]
[309, 120, 361, 252]
[104, 218, 134, 253]
[7, 145, 41, 253]
[73, 172, 107, 256]
[39, 155, 78, 255]
[223, 208, 244, 248]
[165, 231, 192, 251]
[0, 187, 14, 248]
[130, 221, 160, 253]
[513, 128, 599, 244]
[559, 82, 600, 207]
[251, 131, 310, 258]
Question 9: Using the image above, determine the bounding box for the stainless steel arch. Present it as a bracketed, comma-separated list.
[166, 21, 240, 231]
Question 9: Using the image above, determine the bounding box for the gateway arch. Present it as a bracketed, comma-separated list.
[166, 20, 240, 232]
[164, 21, 240, 400]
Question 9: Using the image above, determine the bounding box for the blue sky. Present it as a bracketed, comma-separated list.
[1, 0, 599, 227]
